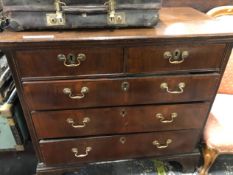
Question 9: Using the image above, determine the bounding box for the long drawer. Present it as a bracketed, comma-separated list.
[23, 74, 219, 110]
[33, 103, 210, 139]
[40, 130, 200, 165]
[14, 47, 124, 78]
[127, 44, 226, 73]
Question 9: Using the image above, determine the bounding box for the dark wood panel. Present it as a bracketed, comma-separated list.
[15, 47, 124, 78]
[40, 130, 200, 165]
[162, 0, 233, 12]
[23, 74, 219, 111]
[1, 6, 232, 175]
[127, 44, 226, 73]
[33, 103, 210, 139]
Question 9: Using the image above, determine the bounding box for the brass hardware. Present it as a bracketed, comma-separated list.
[120, 109, 127, 117]
[107, 0, 116, 21]
[121, 82, 130, 92]
[71, 147, 92, 158]
[182, 51, 189, 59]
[63, 87, 89, 99]
[58, 53, 86, 67]
[105, 0, 126, 25]
[160, 82, 185, 94]
[156, 113, 178, 123]
[46, 0, 66, 26]
[120, 137, 126, 144]
[164, 49, 189, 64]
[67, 117, 90, 128]
[164, 51, 173, 59]
[153, 139, 172, 149]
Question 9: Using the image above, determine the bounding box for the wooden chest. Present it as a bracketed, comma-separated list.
[0, 7, 233, 175]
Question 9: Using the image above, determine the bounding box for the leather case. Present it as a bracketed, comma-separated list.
[1, 0, 161, 31]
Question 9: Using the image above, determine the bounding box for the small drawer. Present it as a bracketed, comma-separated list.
[127, 44, 226, 73]
[40, 130, 200, 165]
[23, 74, 219, 111]
[33, 103, 210, 139]
[14, 47, 124, 78]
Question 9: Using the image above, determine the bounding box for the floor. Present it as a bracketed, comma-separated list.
[0, 143, 233, 175]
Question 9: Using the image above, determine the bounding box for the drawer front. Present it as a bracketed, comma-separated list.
[40, 130, 200, 165]
[14, 47, 124, 78]
[127, 44, 226, 73]
[33, 103, 210, 139]
[23, 74, 219, 110]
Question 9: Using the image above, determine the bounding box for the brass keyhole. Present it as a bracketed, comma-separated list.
[121, 82, 130, 92]
[173, 49, 181, 60]
[116, 15, 122, 23]
[120, 109, 127, 117]
[67, 54, 76, 64]
[50, 18, 58, 24]
[120, 137, 126, 144]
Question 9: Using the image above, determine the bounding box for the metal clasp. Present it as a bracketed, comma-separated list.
[46, 0, 66, 26]
[105, 0, 126, 25]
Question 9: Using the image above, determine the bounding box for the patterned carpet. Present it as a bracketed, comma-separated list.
[0, 143, 233, 175]
[65, 155, 233, 175]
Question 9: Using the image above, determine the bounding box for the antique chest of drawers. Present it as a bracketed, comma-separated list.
[0, 7, 233, 175]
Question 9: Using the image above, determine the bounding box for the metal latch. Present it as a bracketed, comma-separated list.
[46, 0, 66, 26]
[105, 0, 126, 25]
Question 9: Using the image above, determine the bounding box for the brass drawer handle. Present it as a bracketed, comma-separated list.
[58, 53, 86, 67]
[164, 49, 189, 64]
[71, 147, 92, 158]
[63, 87, 89, 99]
[156, 113, 178, 123]
[160, 82, 185, 94]
[66, 117, 90, 128]
[153, 139, 172, 149]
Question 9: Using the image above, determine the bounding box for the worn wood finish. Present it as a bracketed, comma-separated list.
[127, 44, 226, 74]
[23, 74, 219, 111]
[14, 47, 124, 78]
[163, 0, 233, 12]
[33, 103, 210, 139]
[1, 8, 233, 47]
[40, 130, 200, 165]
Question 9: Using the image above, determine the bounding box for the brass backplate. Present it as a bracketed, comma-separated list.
[107, 12, 126, 25]
[46, 13, 66, 26]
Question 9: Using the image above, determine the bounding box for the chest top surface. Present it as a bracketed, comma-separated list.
[0, 7, 233, 46]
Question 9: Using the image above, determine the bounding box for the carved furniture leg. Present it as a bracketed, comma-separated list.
[199, 145, 219, 175]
